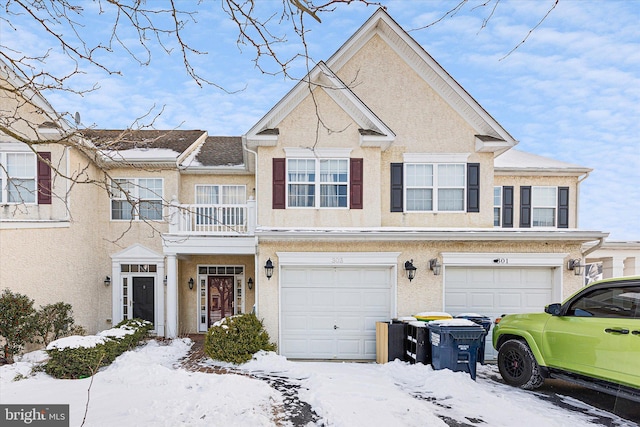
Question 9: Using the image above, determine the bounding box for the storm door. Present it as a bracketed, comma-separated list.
[208, 276, 234, 326]
[132, 277, 155, 324]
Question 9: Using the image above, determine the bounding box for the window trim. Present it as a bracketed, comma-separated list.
[286, 157, 350, 209]
[194, 184, 247, 204]
[531, 186, 558, 227]
[404, 162, 466, 212]
[494, 186, 502, 227]
[110, 177, 164, 221]
[0, 151, 37, 204]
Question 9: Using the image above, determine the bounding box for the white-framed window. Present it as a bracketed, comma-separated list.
[0, 152, 37, 204]
[532, 186, 557, 227]
[110, 178, 163, 220]
[494, 186, 502, 226]
[405, 163, 465, 212]
[195, 184, 246, 205]
[195, 184, 246, 227]
[287, 158, 348, 208]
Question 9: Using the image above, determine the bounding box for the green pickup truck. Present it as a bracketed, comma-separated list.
[492, 276, 640, 403]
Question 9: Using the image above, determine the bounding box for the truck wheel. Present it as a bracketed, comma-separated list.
[497, 339, 544, 390]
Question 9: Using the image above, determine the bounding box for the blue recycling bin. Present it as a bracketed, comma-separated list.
[427, 321, 487, 380]
[454, 314, 492, 364]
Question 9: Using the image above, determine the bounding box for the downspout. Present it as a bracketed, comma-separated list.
[243, 136, 260, 317]
[582, 237, 605, 258]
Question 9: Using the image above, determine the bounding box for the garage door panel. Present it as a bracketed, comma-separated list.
[309, 289, 334, 309]
[337, 339, 362, 357]
[281, 289, 308, 306]
[363, 290, 391, 308]
[281, 314, 308, 332]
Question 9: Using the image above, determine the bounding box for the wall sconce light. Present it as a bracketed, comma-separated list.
[104, 276, 111, 287]
[188, 277, 194, 290]
[429, 258, 442, 276]
[404, 259, 417, 282]
[163, 276, 167, 286]
[567, 259, 584, 276]
[247, 278, 254, 290]
[264, 258, 274, 280]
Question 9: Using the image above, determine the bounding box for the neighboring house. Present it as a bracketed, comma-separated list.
[584, 241, 640, 284]
[1, 9, 612, 361]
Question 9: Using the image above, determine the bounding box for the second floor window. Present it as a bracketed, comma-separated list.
[111, 178, 163, 221]
[0, 152, 36, 204]
[532, 186, 557, 227]
[405, 163, 465, 212]
[196, 185, 246, 205]
[287, 158, 348, 208]
[494, 186, 502, 226]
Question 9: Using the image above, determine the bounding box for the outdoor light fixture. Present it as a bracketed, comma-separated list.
[404, 259, 417, 282]
[264, 258, 274, 280]
[188, 277, 194, 290]
[163, 276, 167, 286]
[104, 276, 111, 287]
[247, 278, 254, 290]
[429, 258, 442, 276]
[567, 259, 584, 276]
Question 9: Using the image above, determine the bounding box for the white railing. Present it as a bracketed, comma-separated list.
[168, 198, 256, 235]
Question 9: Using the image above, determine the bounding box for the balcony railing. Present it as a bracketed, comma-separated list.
[168, 198, 256, 235]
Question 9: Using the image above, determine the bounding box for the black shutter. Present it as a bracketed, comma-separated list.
[520, 186, 531, 227]
[390, 163, 403, 212]
[37, 152, 52, 205]
[467, 163, 480, 213]
[350, 158, 363, 209]
[558, 186, 569, 228]
[502, 186, 514, 228]
[272, 158, 286, 209]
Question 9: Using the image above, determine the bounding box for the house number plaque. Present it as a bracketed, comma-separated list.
[331, 257, 344, 264]
[493, 258, 509, 264]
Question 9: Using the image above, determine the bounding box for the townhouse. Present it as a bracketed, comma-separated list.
[1, 9, 618, 360]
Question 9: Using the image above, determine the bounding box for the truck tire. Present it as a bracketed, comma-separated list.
[497, 339, 544, 390]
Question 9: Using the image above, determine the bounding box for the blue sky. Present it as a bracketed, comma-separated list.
[3, 1, 639, 240]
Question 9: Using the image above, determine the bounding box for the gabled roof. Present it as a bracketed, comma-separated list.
[80, 129, 207, 166]
[179, 136, 245, 169]
[494, 149, 592, 176]
[325, 8, 517, 155]
[246, 61, 395, 149]
[246, 8, 517, 155]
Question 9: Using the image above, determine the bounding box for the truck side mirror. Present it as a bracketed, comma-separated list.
[545, 303, 562, 316]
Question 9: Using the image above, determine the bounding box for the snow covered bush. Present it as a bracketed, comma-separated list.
[0, 289, 36, 363]
[204, 313, 276, 364]
[44, 318, 152, 379]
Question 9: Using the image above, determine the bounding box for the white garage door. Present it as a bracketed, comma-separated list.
[445, 267, 554, 360]
[281, 266, 393, 360]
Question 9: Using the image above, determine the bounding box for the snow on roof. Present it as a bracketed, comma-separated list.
[495, 149, 591, 173]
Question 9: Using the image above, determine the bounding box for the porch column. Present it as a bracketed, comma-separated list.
[602, 257, 625, 279]
[166, 254, 178, 338]
[247, 196, 256, 234]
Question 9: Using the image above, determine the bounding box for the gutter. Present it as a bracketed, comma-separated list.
[581, 236, 606, 258]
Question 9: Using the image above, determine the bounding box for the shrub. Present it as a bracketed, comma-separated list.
[44, 318, 152, 379]
[0, 289, 36, 362]
[32, 302, 76, 346]
[204, 313, 276, 364]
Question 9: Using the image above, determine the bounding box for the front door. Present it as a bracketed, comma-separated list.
[208, 276, 234, 327]
[133, 277, 155, 324]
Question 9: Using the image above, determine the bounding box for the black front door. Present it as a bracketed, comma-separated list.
[133, 277, 155, 324]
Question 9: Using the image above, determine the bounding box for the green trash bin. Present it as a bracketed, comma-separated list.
[428, 319, 487, 380]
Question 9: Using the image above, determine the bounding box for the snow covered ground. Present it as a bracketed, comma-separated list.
[0, 338, 636, 427]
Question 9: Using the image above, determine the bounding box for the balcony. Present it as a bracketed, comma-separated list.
[167, 197, 256, 235]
